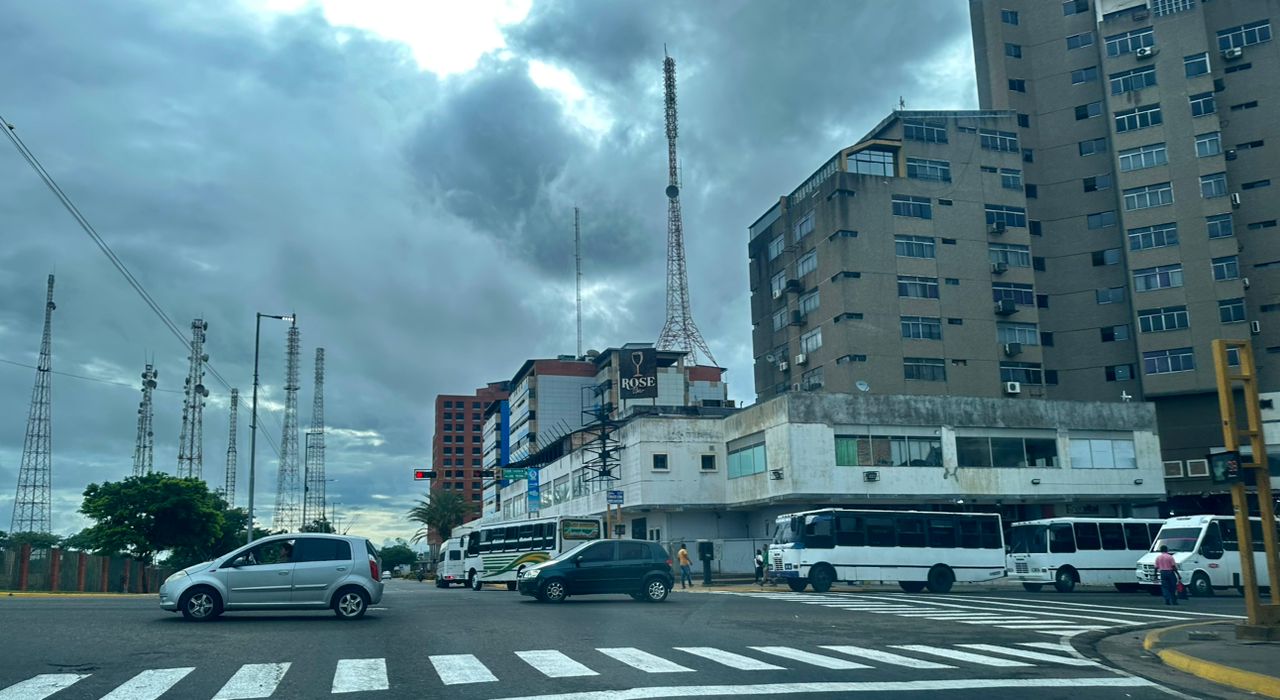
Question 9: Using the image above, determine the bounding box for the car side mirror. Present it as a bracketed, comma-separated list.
[227, 556, 245, 568]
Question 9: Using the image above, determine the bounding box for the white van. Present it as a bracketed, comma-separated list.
[1136, 514, 1280, 596]
[436, 531, 469, 588]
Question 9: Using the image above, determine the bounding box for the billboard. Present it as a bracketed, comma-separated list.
[619, 348, 658, 399]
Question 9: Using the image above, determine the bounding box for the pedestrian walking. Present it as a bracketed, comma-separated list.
[1155, 544, 1179, 606]
[677, 543, 693, 589]
[754, 549, 765, 585]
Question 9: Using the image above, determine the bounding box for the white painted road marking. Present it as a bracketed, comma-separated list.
[429, 654, 498, 685]
[100, 668, 195, 700]
[598, 648, 693, 673]
[331, 658, 389, 693]
[957, 644, 1100, 667]
[890, 645, 1032, 668]
[0, 674, 88, 700]
[674, 647, 786, 671]
[748, 646, 870, 669]
[516, 650, 600, 678]
[212, 663, 291, 700]
[819, 645, 954, 669]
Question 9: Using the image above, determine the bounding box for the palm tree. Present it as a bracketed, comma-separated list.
[407, 491, 473, 544]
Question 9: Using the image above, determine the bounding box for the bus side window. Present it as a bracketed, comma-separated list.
[958, 521, 980, 549]
[1099, 523, 1125, 550]
[544, 523, 556, 550]
[803, 516, 835, 549]
[979, 520, 1001, 549]
[518, 524, 534, 551]
[928, 518, 957, 548]
[1123, 523, 1151, 551]
[1219, 520, 1239, 552]
[1049, 523, 1076, 553]
[897, 517, 926, 548]
[836, 516, 864, 547]
[866, 517, 896, 547]
[1201, 522, 1225, 559]
[1073, 523, 1101, 551]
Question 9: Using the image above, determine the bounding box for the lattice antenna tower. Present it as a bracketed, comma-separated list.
[574, 207, 583, 358]
[273, 321, 302, 531]
[303, 348, 326, 526]
[132, 363, 158, 476]
[177, 318, 210, 478]
[223, 388, 239, 505]
[655, 51, 717, 367]
[10, 274, 55, 534]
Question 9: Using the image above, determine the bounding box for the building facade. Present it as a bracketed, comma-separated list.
[430, 382, 510, 515]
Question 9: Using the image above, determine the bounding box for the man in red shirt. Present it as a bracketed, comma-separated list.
[1155, 544, 1180, 605]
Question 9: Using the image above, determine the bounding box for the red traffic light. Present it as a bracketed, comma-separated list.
[414, 469, 434, 480]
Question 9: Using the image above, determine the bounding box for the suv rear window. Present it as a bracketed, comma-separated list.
[619, 541, 649, 560]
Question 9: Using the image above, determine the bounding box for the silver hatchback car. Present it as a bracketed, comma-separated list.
[159, 533, 384, 621]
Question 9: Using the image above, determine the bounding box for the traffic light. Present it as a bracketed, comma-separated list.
[480, 469, 495, 478]
[413, 469, 437, 481]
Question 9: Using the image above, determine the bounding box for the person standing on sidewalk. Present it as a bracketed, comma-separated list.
[1155, 544, 1179, 605]
[677, 544, 693, 589]
[754, 549, 765, 585]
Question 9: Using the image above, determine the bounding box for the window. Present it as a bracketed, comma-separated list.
[1129, 222, 1178, 251]
[1017, 113, 1030, 128]
[980, 129, 1019, 152]
[903, 118, 947, 143]
[1030, 220, 1042, 236]
[1000, 168, 1022, 189]
[1075, 101, 1103, 120]
[898, 275, 939, 299]
[1005, 42, 1023, 58]
[1001, 9, 1018, 24]
[1200, 172, 1228, 198]
[1106, 27, 1154, 57]
[800, 327, 822, 353]
[1074, 523, 1102, 551]
[652, 454, 669, 471]
[1189, 92, 1216, 117]
[1124, 523, 1152, 551]
[1143, 347, 1195, 374]
[998, 322, 1040, 345]
[793, 212, 815, 241]
[1107, 364, 1135, 381]
[1066, 32, 1094, 50]
[1063, 0, 1088, 15]
[1101, 324, 1131, 342]
[1022, 148, 1034, 163]
[992, 282, 1035, 306]
[1087, 210, 1117, 229]
[1218, 20, 1273, 51]
[892, 194, 932, 219]
[1237, 140, 1265, 150]
[906, 158, 951, 182]
[1207, 214, 1234, 239]
[1079, 137, 1107, 155]
[1250, 220, 1279, 230]
[1185, 53, 1210, 77]
[848, 149, 895, 177]
[904, 357, 946, 382]
[1195, 132, 1223, 158]
[1124, 182, 1174, 210]
[989, 243, 1031, 267]
[698, 454, 716, 472]
[1070, 438, 1137, 468]
[772, 309, 786, 331]
[1050, 523, 1076, 553]
[770, 271, 786, 296]
[1092, 248, 1122, 266]
[1110, 66, 1157, 95]
[1225, 62, 1253, 74]
[1139, 305, 1190, 333]
[1220, 298, 1246, 323]
[1008, 78, 1027, 93]
[1118, 142, 1167, 171]
[1097, 286, 1125, 305]
[1115, 104, 1162, 132]
[986, 204, 1027, 228]
[1230, 101, 1259, 112]
[1133, 264, 1184, 292]
[901, 316, 943, 340]
[727, 442, 766, 479]
[1152, 0, 1194, 16]
[1083, 174, 1113, 192]
[1243, 179, 1271, 191]
[767, 236, 784, 260]
[799, 290, 820, 315]
[1212, 255, 1240, 281]
[796, 250, 817, 277]
[894, 235, 935, 258]
[1000, 361, 1044, 384]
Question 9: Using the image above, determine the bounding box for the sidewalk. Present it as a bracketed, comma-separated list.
[1143, 621, 1280, 699]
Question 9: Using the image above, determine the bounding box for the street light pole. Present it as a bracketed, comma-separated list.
[247, 312, 294, 546]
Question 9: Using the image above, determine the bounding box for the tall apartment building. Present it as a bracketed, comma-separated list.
[970, 0, 1280, 501]
[480, 397, 510, 517]
[749, 110, 1047, 401]
[430, 381, 510, 515]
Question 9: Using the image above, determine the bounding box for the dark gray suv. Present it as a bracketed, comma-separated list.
[517, 539, 673, 603]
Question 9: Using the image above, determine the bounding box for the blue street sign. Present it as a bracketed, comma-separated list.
[607, 489, 623, 505]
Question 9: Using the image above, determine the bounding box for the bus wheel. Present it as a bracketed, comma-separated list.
[809, 565, 835, 593]
[787, 579, 808, 592]
[926, 565, 954, 594]
[1053, 568, 1077, 593]
[471, 572, 483, 591]
[1021, 583, 1043, 592]
[1190, 572, 1213, 597]
[899, 581, 926, 593]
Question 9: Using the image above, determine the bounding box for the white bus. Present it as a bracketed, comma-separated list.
[464, 516, 602, 590]
[435, 528, 470, 588]
[768, 509, 1006, 594]
[1006, 517, 1164, 593]
[1136, 514, 1280, 596]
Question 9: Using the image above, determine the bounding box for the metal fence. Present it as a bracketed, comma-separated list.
[0, 545, 172, 593]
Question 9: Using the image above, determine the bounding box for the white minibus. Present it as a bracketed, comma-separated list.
[464, 516, 602, 590]
[1136, 514, 1280, 596]
[435, 529, 470, 588]
[1006, 517, 1164, 592]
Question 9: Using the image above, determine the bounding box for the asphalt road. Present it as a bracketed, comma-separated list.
[0, 579, 1250, 699]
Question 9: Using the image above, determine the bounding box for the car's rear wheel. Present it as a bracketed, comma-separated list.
[644, 577, 670, 602]
[540, 579, 567, 603]
[179, 587, 221, 622]
[333, 587, 370, 619]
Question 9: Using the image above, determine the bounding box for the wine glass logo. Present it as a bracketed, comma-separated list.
[630, 351, 645, 377]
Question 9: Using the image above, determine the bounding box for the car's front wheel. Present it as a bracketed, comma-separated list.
[643, 577, 670, 602]
[333, 587, 370, 619]
[540, 578, 568, 603]
[179, 587, 222, 622]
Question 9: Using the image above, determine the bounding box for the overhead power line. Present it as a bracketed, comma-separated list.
[0, 357, 182, 393]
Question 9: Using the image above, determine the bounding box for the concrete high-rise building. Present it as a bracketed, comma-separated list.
[431, 382, 509, 517]
[970, 0, 1280, 502]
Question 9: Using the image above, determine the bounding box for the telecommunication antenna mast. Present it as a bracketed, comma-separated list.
[273, 321, 302, 531]
[656, 51, 717, 366]
[177, 318, 210, 479]
[303, 348, 326, 527]
[132, 363, 158, 476]
[223, 388, 239, 505]
[10, 274, 55, 534]
[575, 207, 583, 358]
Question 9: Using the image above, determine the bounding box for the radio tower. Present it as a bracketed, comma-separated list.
[177, 319, 210, 479]
[574, 207, 583, 358]
[132, 363, 158, 476]
[273, 321, 302, 532]
[656, 51, 717, 367]
[223, 388, 239, 505]
[303, 348, 325, 527]
[10, 275, 55, 535]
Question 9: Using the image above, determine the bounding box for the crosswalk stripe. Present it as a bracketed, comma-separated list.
[819, 645, 954, 669]
[748, 646, 870, 669]
[0, 674, 88, 700]
[598, 648, 693, 673]
[889, 645, 1032, 667]
[674, 647, 785, 671]
[958, 644, 1100, 667]
[937, 593, 1240, 619]
[996, 623, 1109, 629]
[515, 650, 599, 678]
[100, 668, 195, 700]
[429, 654, 498, 685]
[212, 663, 291, 700]
[332, 658, 389, 693]
[1019, 642, 1076, 652]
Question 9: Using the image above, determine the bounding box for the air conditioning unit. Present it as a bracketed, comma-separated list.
[1004, 381, 1022, 395]
[777, 360, 789, 372]
[995, 299, 1018, 315]
[1252, 320, 1262, 335]
[791, 310, 806, 325]
[1003, 342, 1023, 357]
[989, 222, 1007, 235]
[1223, 47, 1244, 60]
[863, 470, 880, 483]
[771, 288, 784, 300]
[991, 261, 1009, 275]
[794, 353, 808, 366]
[1135, 46, 1158, 58]
[1231, 192, 1242, 207]
[790, 383, 802, 392]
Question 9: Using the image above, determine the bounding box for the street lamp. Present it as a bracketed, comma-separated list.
[247, 312, 295, 546]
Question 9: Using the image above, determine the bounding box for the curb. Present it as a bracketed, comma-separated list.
[1144, 621, 1280, 699]
[3, 591, 152, 599]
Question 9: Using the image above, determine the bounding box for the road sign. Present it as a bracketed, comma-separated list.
[502, 468, 529, 480]
[607, 489, 623, 505]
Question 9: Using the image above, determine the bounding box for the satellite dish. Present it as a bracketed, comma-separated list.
[855, 380, 871, 393]
[201, 354, 209, 362]
[765, 354, 777, 363]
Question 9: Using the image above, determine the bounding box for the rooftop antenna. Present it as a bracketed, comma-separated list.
[11, 274, 55, 535]
[177, 318, 210, 478]
[223, 388, 239, 505]
[575, 207, 583, 358]
[273, 320, 302, 531]
[133, 363, 158, 476]
[898, 96, 906, 111]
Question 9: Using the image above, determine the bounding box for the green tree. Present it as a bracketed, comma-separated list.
[5, 531, 61, 549]
[60, 529, 115, 555]
[407, 491, 473, 543]
[79, 473, 225, 565]
[379, 539, 417, 571]
[300, 519, 335, 533]
[162, 506, 272, 569]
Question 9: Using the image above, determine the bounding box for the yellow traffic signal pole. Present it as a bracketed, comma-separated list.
[1211, 339, 1280, 639]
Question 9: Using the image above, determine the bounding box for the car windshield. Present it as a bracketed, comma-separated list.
[551, 541, 597, 562]
[1152, 527, 1201, 553]
[1008, 525, 1047, 554]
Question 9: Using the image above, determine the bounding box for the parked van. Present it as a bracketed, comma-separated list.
[1135, 514, 1280, 596]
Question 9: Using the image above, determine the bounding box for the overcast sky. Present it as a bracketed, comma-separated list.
[0, 0, 977, 546]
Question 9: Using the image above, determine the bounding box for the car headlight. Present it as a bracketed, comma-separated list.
[523, 568, 542, 578]
[164, 571, 188, 585]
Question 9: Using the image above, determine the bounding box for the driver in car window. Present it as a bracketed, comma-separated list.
[280, 542, 294, 563]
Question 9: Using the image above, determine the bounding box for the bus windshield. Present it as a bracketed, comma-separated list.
[773, 518, 799, 545]
[1152, 527, 1200, 553]
[1008, 525, 1047, 554]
